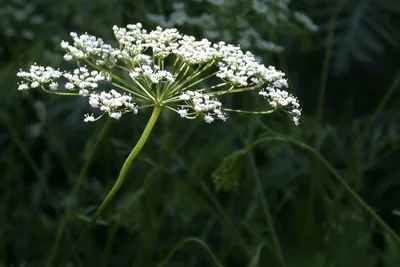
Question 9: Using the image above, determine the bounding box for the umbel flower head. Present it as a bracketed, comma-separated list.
[17, 23, 301, 125]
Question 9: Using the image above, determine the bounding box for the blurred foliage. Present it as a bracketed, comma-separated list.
[1, 0, 400, 266]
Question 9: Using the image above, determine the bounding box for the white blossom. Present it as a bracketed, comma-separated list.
[215, 43, 287, 88]
[63, 66, 108, 91]
[147, 26, 181, 58]
[18, 83, 29, 90]
[17, 64, 63, 89]
[174, 36, 219, 64]
[84, 113, 95, 122]
[129, 65, 175, 84]
[62, 32, 120, 67]
[49, 82, 59, 90]
[17, 23, 301, 125]
[177, 108, 188, 118]
[110, 112, 122, 119]
[113, 23, 148, 58]
[204, 114, 214, 123]
[87, 89, 138, 120]
[259, 87, 301, 125]
[179, 90, 227, 123]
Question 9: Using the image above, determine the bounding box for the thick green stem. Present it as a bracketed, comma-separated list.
[61, 106, 162, 266]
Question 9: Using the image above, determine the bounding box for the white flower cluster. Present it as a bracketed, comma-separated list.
[17, 64, 110, 95]
[17, 64, 62, 90]
[129, 65, 175, 84]
[60, 23, 288, 91]
[146, 26, 181, 58]
[107, 24, 289, 94]
[113, 24, 148, 58]
[216, 43, 288, 88]
[113, 24, 181, 60]
[63, 66, 110, 95]
[131, 54, 153, 66]
[174, 36, 219, 64]
[61, 33, 119, 67]
[17, 23, 301, 125]
[259, 87, 301, 125]
[180, 90, 227, 123]
[86, 89, 138, 122]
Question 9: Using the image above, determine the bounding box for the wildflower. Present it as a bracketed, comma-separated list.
[17, 23, 300, 125]
[84, 113, 95, 122]
[15, 24, 302, 256]
[17, 64, 62, 89]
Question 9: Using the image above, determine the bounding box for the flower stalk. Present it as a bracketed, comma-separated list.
[16, 23, 303, 263]
[62, 106, 161, 264]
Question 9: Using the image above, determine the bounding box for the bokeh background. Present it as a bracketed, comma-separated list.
[1, 0, 400, 266]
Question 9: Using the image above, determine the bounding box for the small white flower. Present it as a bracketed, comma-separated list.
[84, 113, 95, 122]
[65, 83, 74, 90]
[31, 81, 40, 88]
[61, 40, 69, 49]
[293, 116, 300, 126]
[292, 109, 301, 117]
[49, 82, 59, 90]
[79, 89, 90, 96]
[204, 114, 214, 123]
[177, 108, 188, 117]
[180, 93, 190, 100]
[18, 83, 29, 90]
[110, 112, 122, 119]
[63, 54, 73, 61]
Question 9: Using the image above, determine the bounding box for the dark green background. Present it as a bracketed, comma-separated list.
[1, 0, 400, 266]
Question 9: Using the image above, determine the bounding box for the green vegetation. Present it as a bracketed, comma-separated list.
[1, 0, 400, 266]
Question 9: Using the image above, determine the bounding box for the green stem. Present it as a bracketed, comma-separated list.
[247, 151, 286, 267]
[354, 71, 400, 188]
[157, 237, 223, 267]
[210, 84, 262, 96]
[61, 106, 162, 266]
[222, 108, 276, 114]
[330, 71, 400, 217]
[251, 134, 400, 245]
[41, 86, 80, 96]
[178, 70, 219, 92]
[199, 182, 250, 255]
[316, 0, 345, 138]
[169, 61, 215, 94]
[101, 223, 120, 267]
